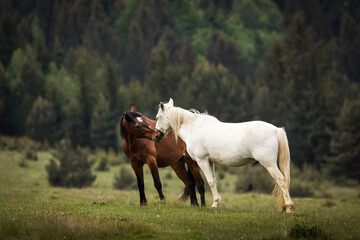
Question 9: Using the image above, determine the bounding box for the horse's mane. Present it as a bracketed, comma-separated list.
[167, 106, 208, 139]
[119, 112, 143, 139]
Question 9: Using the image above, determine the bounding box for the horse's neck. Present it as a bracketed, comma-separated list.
[122, 130, 137, 156]
[176, 120, 193, 144]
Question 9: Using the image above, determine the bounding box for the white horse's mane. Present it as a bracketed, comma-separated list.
[167, 105, 212, 139]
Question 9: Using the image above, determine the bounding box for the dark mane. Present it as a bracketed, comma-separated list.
[119, 111, 143, 139]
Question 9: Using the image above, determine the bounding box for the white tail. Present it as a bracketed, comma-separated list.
[272, 128, 291, 210]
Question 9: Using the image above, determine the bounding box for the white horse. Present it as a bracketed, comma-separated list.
[154, 98, 294, 213]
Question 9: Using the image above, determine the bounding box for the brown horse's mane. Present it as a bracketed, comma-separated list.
[119, 111, 143, 139]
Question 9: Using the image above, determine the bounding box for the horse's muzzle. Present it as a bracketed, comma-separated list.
[153, 132, 164, 143]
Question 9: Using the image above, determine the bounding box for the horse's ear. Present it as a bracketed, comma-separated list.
[168, 98, 174, 106]
[130, 105, 136, 112]
[160, 102, 165, 111]
[124, 113, 132, 122]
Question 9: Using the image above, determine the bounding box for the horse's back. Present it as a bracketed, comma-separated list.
[188, 118, 279, 165]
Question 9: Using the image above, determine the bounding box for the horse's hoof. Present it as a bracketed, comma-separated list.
[211, 202, 220, 208]
[282, 204, 294, 213]
[286, 204, 295, 213]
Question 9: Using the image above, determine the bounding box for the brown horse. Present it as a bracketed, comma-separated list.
[120, 110, 205, 206]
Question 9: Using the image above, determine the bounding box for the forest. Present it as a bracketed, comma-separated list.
[0, 0, 359, 182]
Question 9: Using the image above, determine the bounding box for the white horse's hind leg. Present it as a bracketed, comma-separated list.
[196, 158, 221, 207]
[263, 164, 294, 212]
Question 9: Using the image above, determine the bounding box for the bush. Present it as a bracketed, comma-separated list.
[93, 148, 125, 166]
[165, 172, 173, 179]
[96, 157, 109, 171]
[18, 159, 28, 168]
[234, 164, 274, 193]
[25, 149, 38, 161]
[46, 143, 96, 188]
[113, 166, 137, 190]
[0, 136, 42, 151]
[290, 179, 315, 198]
[290, 164, 318, 197]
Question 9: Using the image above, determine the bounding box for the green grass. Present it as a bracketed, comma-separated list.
[1, 149, 360, 239]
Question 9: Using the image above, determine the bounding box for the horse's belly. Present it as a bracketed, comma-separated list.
[209, 151, 255, 167]
[224, 157, 256, 167]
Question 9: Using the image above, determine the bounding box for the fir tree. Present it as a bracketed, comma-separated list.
[328, 86, 360, 181]
[26, 96, 56, 143]
[91, 93, 118, 152]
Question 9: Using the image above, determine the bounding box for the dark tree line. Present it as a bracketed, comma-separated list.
[0, 0, 359, 181]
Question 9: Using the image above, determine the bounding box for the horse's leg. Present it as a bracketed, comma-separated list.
[196, 158, 221, 208]
[130, 161, 147, 206]
[262, 164, 294, 213]
[171, 158, 198, 206]
[186, 157, 206, 206]
[146, 157, 165, 201]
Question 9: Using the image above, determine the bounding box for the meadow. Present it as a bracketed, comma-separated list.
[1, 141, 360, 239]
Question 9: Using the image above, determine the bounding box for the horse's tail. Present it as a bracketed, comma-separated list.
[179, 168, 195, 203]
[179, 187, 190, 202]
[272, 128, 291, 210]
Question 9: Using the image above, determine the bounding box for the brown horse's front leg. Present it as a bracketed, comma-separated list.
[147, 157, 165, 201]
[130, 161, 147, 206]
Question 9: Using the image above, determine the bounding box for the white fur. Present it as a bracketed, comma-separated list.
[156, 98, 294, 211]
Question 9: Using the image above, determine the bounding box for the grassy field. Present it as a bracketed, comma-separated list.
[1, 149, 360, 239]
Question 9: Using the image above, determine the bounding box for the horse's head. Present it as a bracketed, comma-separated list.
[120, 111, 161, 142]
[154, 98, 174, 142]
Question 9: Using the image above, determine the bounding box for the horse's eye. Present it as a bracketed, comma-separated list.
[135, 125, 140, 128]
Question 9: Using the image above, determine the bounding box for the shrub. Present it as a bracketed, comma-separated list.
[94, 148, 125, 166]
[96, 157, 109, 171]
[18, 159, 28, 168]
[25, 149, 38, 161]
[290, 179, 315, 198]
[46, 143, 96, 188]
[165, 172, 173, 179]
[113, 166, 137, 190]
[0, 136, 41, 151]
[234, 164, 274, 193]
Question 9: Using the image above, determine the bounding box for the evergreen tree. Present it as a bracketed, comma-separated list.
[254, 12, 341, 167]
[206, 30, 247, 82]
[282, 0, 342, 40]
[1, 45, 45, 135]
[178, 60, 247, 122]
[327, 86, 360, 181]
[125, 1, 175, 82]
[26, 96, 56, 143]
[103, 55, 122, 112]
[69, 48, 97, 147]
[0, 13, 24, 67]
[83, 0, 122, 60]
[66, 97, 86, 148]
[91, 93, 118, 151]
[146, 27, 184, 100]
[339, 8, 360, 83]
